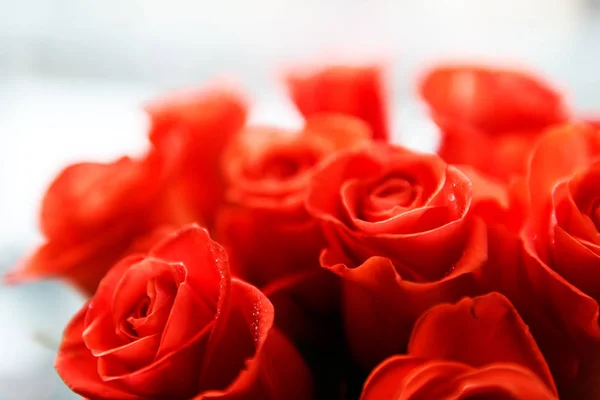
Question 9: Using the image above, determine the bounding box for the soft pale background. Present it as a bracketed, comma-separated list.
[1, 1, 600, 398]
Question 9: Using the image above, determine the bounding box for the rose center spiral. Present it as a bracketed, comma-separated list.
[359, 176, 420, 223]
[370, 178, 416, 208]
[246, 145, 323, 183]
[115, 269, 180, 341]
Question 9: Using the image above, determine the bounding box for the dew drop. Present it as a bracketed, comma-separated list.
[444, 263, 457, 278]
[251, 298, 262, 344]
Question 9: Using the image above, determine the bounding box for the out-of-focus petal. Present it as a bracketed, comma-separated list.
[287, 65, 389, 141]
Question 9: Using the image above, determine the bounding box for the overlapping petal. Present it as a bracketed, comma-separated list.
[361, 293, 558, 399]
[287, 65, 389, 141]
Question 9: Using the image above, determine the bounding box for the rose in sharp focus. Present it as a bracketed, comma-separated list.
[361, 293, 557, 400]
[306, 143, 494, 368]
[420, 64, 568, 182]
[55, 225, 313, 400]
[287, 65, 389, 141]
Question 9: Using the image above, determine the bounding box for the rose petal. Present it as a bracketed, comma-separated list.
[527, 124, 600, 239]
[510, 242, 600, 396]
[308, 144, 456, 232]
[197, 280, 313, 399]
[215, 205, 323, 286]
[307, 146, 385, 224]
[566, 161, 600, 239]
[150, 227, 230, 357]
[146, 86, 247, 151]
[361, 356, 557, 400]
[83, 255, 147, 353]
[302, 113, 372, 149]
[320, 208, 472, 282]
[55, 306, 139, 400]
[456, 164, 516, 229]
[157, 283, 216, 357]
[40, 158, 151, 241]
[150, 226, 227, 314]
[408, 292, 557, 393]
[337, 152, 457, 231]
[553, 180, 599, 246]
[127, 276, 177, 337]
[553, 226, 600, 303]
[147, 87, 248, 228]
[434, 115, 493, 170]
[197, 279, 272, 392]
[287, 64, 389, 141]
[111, 258, 184, 335]
[420, 65, 566, 134]
[5, 234, 128, 291]
[104, 322, 214, 398]
[324, 219, 487, 368]
[97, 334, 161, 376]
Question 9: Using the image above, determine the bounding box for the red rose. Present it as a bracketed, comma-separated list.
[361, 293, 557, 399]
[55, 225, 313, 400]
[306, 143, 492, 368]
[216, 114, 369, 343]
[287, 65, 389, 141]
[5, 152, 178, 294]
[510, 123, 600, 396]
[419, 65, 568, 181]
[146, 86, 247, 228]
[218, 114, 370, 285]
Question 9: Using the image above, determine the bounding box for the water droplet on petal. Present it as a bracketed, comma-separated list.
[251, 298, 262, 344]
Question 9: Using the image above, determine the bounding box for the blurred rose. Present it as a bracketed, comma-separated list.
[6, 86, 247, 295]
[217, 114, 370, 288]
[420, 65, 568, 182]
[361, 293, 557, 400]
[5, 151, 178, 294]
[146, 86, 248, 228]
[55, 225, 312, 400]
[287, 65, 389, 141]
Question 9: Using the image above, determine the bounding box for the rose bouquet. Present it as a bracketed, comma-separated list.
[5, 63, 600, 399]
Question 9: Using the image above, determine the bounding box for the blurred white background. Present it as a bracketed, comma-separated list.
[1, 0, 600, 398]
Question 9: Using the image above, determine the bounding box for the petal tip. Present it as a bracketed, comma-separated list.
[3, 266, 35, 285]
